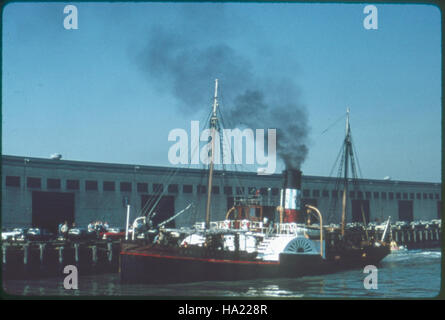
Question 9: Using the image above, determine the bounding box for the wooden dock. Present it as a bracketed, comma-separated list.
[2, 239, 121, 280]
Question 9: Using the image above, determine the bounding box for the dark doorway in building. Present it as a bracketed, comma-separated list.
[352, 200, 370, 224]
[398, 200, 413, 222]
[437, 201, 442, 219]
[32, 191, 75, 233]
[141, 195, 175, 228]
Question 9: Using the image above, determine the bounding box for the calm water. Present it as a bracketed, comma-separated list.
[3, 249, 442, 298]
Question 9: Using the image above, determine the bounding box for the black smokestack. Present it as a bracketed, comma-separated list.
[281, 169, 302, 223]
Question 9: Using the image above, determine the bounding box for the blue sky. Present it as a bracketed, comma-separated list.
[2, 2, 441, 182]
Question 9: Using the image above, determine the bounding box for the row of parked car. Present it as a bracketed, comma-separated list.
[1, 227, 126, 242]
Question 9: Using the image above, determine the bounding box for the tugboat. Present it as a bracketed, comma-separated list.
[119, 80, 390, 284]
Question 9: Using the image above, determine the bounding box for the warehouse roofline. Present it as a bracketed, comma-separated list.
[2, 154, 441, 188]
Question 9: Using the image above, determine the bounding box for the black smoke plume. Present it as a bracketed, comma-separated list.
[137, 13, 309, 169]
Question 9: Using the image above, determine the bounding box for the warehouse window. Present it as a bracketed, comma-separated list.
[322, 190, 329, 198]
[137, 182, 148, 193]
[212, 186, 220, 194]
[303, 189, 310, 197]
[423, 193, 427, 199]
[120, 182, 132, 192]
[5, 176, 20, 187]
[357, 191, 363, 199]
[381, 192, 387, 199]
[168, 184, 179, 193]
[389, 192, 394, 200]
[153, 183, 163, 193]
[27, 177, 41, 189]
[271, 188, 279, 196]
[103, 181, 115, 191]
[396, 193, 401, 200]
[410, 193, 414, 200]
[197, 185, 207, 194]
[224, 186, 233, 195]
[416, 193, 421, 200]
[86, 180, 98, 191]
[332, 190, 338, 198]
[47, 178, 61, 189]
[66, 180, 79, 190]
[429, 193, 433, 200]
[403, 193, 408, 200]
[313, 190, 320, 197]
[183, 185, 193, 194]
[349, 191, 355, 199]
[435, 193, 440, 200]
[236, 187, 245, 195]
[373, 192, 379, 199]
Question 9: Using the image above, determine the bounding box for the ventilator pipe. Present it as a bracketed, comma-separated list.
[305, 204, 324, 258]
[225, 207, 236, 220]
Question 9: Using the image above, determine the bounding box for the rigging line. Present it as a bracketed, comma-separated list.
[139, 107, 213, 218]
[316, 112, 347, 139]
[217, 109, 247, 191]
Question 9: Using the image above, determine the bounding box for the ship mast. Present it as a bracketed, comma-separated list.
[341, 108, 351, 236]
[205, 79, 219, 229]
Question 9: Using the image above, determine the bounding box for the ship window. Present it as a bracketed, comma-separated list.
[313, 190, 320, 197]
[381, 192, 387, 199]
[183, 185, 193, 194]
[168, 184, 179, 193]
[6, 176, 20, 187]
[66, 179, 79, 190]
[236, 187, 245, 195]
[416, 193, 421, 200]
[120, 182, 132, 192]
[389, 192, 394, 200]
[373, 192, 379, 199]
[47, 178, 61, 189]
[137, 182, 148, 193]
[322, 190, 329, 197]
[303, 189, 310, 197]
[410, 193, 414, 200]
[86, 180, 98, 191]
[403, 193, 408, 200]
[224, 186, 232, 195]
[27, 177, 41, 189]
[153, 183, 163, 193]
[103, 181, 115, 191]
[212, 186, 220, 194]
[271, 188, 279, 196]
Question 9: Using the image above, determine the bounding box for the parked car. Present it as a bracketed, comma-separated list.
[2, 228, 22, 241]
[26, 228, 55, 241]
[102, 228, 125, 240]
[67, 227, 96, 240]
[11, 228, 29, 241]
